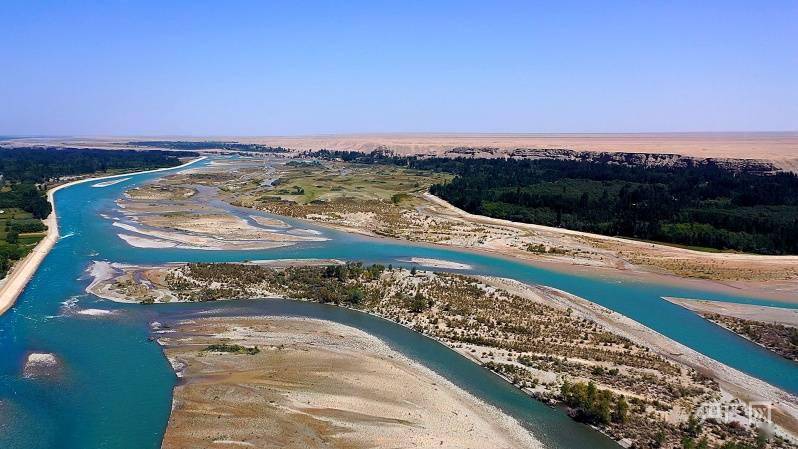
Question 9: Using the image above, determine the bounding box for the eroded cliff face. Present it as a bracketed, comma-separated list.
[440, 146, 780, 173]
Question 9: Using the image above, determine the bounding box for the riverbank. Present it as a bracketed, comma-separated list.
[665, 297, 798, 362]
[86, 261, 798, 447]
[158, 316, 543, 449]
[483, 279, 798, 439]
[195, 156, 797, 302]
[294, 212, 798, 304]
[665, 298, 798, 328]
[0, 156, 206, 317]
[423, 193, 798, 301]
[0, 194, 58, 316]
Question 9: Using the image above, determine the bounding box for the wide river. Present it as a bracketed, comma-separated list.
[1, 158, 796, 449]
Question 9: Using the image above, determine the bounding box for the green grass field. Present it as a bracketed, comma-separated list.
[268, 163, 452, 206]
[0, 208, 36, 239]
[0, 207, 46, 274]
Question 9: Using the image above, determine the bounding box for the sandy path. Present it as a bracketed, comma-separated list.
[0, 157, 206, 317]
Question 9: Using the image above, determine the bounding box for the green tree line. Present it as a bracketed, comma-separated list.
[309, 150, 798, 254]
[0, 147, 194, 278]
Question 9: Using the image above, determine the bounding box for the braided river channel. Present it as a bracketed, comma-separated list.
[1, 157, 796, 449]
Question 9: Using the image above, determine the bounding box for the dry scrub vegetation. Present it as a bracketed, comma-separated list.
[94, 262, 793, 449]
[114, 157, 798, 286]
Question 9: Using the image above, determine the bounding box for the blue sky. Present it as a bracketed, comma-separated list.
[1, 1, 796, 135]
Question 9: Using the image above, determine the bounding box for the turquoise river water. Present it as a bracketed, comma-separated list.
[0, 157, 796, 449]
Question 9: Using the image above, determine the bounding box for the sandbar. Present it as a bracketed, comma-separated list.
[159, 316, 542, 449]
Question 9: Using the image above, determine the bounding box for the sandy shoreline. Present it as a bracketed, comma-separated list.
[229, 152, 797, 301]
[0, 156, 206, 317]
[426, 193, 798, 266]
[91, 177, 131, 187]
[158, 316, 543, 449]
[286, 208, 798, 304]
[401, 257, 473, 270]
[664, 297, 798, 363]
[664, 297, 798, 328]
[479, 278, 798, 439]
[328, 192, 798, 303]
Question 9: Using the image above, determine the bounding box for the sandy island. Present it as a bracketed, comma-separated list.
[87, 261, 798, 446]
[91, 177, 131, 187]
[402, 257, 473, 270]
[158, 316, 542, 449]
[85, 259, 345, 304]
[665, 298, 798, 328]
[111, 162, 330, 251]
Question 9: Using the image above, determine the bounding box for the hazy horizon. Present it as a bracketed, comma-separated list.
[4, 131, 798, 139]
[2, 1, 796, 135]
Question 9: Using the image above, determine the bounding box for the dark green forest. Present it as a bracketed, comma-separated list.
[129, 140, 290, 153]
[0, 147, 194, 277]
[310, 150, 798, 255]
[0, 147, 195, 184]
